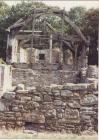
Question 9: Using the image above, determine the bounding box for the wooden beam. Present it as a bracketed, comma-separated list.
[6, 34, 10, 63]
[7, 8, 88, 46]
[63, 15, 88, 45]
[49, 34, 52, 63]
[16, 34, 49, 40]
[60, 10, 64, 63]
[45, 21, 75, 53]
[23, 44, 49, 49]
[45, 22, 56, 32]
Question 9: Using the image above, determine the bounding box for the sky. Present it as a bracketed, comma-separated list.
[4, 0, 99, 11]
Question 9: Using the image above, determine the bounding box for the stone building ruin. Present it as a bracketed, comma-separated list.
[0, 8, 98, 133]
[5, 8, 93, 87]
[6, 8, 89, 68]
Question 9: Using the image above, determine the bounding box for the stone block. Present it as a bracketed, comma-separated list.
[25, 101, 39, 110]
[15, 112, 22, 117]
[80, 107, 96, 115]
[68, 101, 80, 109]
[32, 96, 42, 102]
[16, 90, 29, 94]
[2, 92, 16, 100]
[13, 100, 25, 105]
[6, 123, 15, 130]
[3, 116, 15, 121]
[4, 112, 14, 117]
[12, 106, 19, 112]
[6, 121, 15, 125]
[51, 89, 60, 94]
[16, 117, 23, 121]
[48, 92, 53, 95]
[44, 86, 51, 92]
[0, 101, 6, 111]
[63, 83, 88, 90]
[80, 115, 91, 123]
[45, 109, 56, 118]
[36, 86, 45, 92]
[57, 113, 63, 119]
[23, 112, 45, 124]
[21, 96, 31, 102]
[61, 90, 73, 97]
[16, 121, 23, 126]
[81, 94, 98, 106]
[81, 110, 96, 116]
[0, 112, 4, 117]
[93, 91, 98, 95]
[43, 95, 52, 102]
[27, 87, 36, 93]
[64, 109, 80, 123]
[87, 83, 98, 90]
[54, 100, 62, 106]
[73, 93, 80, 100]
[0, 121, 6, 125]
[54, 92, 60, 96]
[15, 84, 25, 91]
[56, 109, 64, 113]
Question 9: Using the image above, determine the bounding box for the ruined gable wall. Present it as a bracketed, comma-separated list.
[0, 84, 98, 133]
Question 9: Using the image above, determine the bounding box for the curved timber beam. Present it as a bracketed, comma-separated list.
[7, 8, 88, 45]
[45, 21, 75, 53]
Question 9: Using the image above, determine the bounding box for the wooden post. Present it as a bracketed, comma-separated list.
[17, 45, 20, 63]
[49, 34, 52, 63]
[98, 16, 99, 56]
[82, 45, 88, 68]
[6, 34, 10, 63]
[74, 44, 78, 70]
[30, 8, 36, 67]
[60, 10, 64, 63]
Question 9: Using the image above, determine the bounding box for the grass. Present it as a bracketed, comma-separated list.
[0, 130, 98, 139]
[0, 58, 6, 64]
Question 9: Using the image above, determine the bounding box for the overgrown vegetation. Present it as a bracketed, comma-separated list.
[0, 130, 97, 139]
[0, 1, 98, 65]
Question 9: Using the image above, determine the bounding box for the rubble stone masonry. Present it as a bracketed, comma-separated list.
[0, 83, 98, 133]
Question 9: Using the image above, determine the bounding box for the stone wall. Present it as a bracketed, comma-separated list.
[0, 83, 98, 133]
[12, 63, 76, 87]
[0, 64, 12, 95]
[12, 66, 77, 87]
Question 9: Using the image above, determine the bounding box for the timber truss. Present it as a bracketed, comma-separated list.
[6, 8, 89, 66]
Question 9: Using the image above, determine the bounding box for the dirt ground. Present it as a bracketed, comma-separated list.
[0, 130, 98, 139]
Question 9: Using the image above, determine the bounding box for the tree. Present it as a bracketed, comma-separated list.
[0, 2, 9, 59]
[69, 7, 86, 26]
[83, 8, 99, 65]
[68, 7, 98, 65]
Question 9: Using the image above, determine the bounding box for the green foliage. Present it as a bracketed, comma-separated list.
[83, 8, 99, 65]
[69, 7, 86, 26]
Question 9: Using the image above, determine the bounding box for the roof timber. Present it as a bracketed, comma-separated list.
[18, 34, 75, 53]
[6, 8, 88, 46]
[16, 34, 49, 40]
[15, 21, 75, 53]
[45, 21, 75, 52]
[23, 44, 49, 49]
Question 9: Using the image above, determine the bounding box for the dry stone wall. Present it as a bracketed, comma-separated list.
[12, 64, 77, 87]
[0, 83, 98, 133]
